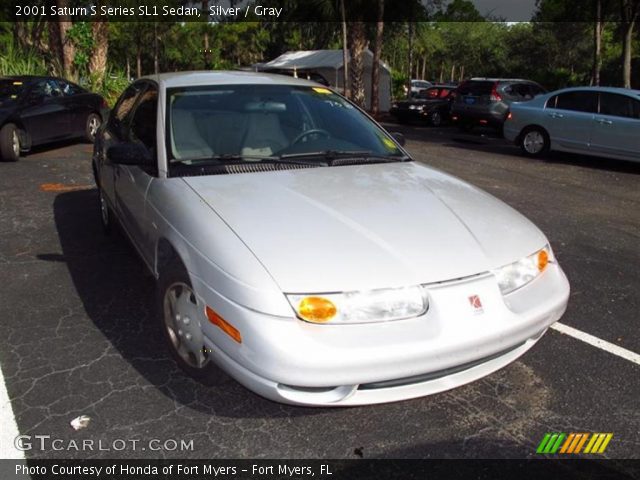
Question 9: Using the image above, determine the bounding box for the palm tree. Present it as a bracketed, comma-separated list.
[620, 0, 639, 88]
[370, 0, 384, 115]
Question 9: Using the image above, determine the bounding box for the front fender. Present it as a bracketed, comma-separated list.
[147, 178, 292, 317]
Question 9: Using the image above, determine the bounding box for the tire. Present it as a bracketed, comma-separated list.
[428, 110, 443, 127]
[85, 113, 101, 143]
[0, 124, 21, 162]
[98, 187, 113, 235]
[519, 126, 550, 158]
[157, 259, 213, 379]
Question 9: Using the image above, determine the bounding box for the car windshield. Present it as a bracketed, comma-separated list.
[0, 79, 26, 107]
[166, 84, 404, 165]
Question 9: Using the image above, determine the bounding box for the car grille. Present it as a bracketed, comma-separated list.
[358, 342, 525, 390]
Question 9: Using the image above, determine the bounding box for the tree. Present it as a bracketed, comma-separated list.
[370, 0, 384, 115]
[348, 21, 367, 107]
[89, 20, 109, 88]
[53, 0, 76, 80]
[593, 0, 605, 85]
[620, 0, 639, 87]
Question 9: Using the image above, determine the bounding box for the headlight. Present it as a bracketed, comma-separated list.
[408, 104, 421, 110]
[287, 286, 428, 324]
[492, 245, 552, 295]
[391, 102, 398, 109]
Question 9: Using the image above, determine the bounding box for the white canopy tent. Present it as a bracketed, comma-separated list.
[259, 49, 392, 112]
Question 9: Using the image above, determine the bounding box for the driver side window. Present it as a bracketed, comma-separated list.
[109, 83, 145, 140]
[130, 87, 158, 153]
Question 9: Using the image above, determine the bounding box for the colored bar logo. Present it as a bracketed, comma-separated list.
[536, 433, 613, 454]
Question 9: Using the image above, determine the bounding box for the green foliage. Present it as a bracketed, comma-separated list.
[0, 38, 47, 76]
[67, 22, 94, 76]
[96, 68, 131, 107]
[391, 69, 408, 99]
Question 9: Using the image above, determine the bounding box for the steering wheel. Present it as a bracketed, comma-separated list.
[292, 129, 331, 145]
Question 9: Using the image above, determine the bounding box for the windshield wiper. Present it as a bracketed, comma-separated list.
[280, 150, 410, 165]
[172, 154, 327, 167]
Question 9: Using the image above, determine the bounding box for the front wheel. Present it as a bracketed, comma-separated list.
[428, 110, 443, 127]
[158, 260, 213, 379]
[0, 124, 21, 162]
[520, 127, 550, 158]
[85, 113, 101, 143]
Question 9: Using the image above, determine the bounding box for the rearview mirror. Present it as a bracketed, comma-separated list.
[107, 143, 154, 166]
[390, 132, 406, 147]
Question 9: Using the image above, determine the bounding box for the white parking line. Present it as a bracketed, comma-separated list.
[551, 322, 640, 366]
[0, 361, 24, 459]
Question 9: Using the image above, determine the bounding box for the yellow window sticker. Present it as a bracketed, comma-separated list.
[382, 136, 397, 151]
[312, 87, 331, 94]
[13, 81, 23, 85]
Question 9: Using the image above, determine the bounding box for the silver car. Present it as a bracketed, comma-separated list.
[93, 71, 569, 406]
[504, 86, 640, 162]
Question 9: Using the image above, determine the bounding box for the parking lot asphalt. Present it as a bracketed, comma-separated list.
[0, 126, 638, 461]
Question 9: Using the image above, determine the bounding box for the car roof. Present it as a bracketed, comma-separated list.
[0, 75, 46, 82]
[0, 75, 81, 85]
[141, 70, 322, 89]
[468, 78, 536, 83]
[551, 86, 640, 96]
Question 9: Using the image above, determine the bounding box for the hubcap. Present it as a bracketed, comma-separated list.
[88, 116, 100, 137]
[11, 130, 19, 156]
[163, 282, 209, 369]
[523, 131, 544, 154]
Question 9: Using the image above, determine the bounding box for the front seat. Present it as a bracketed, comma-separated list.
[171, 109, 213, 160]
[241, 113, 289, 157]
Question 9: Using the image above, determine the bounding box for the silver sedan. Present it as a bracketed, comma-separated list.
[93, 71, 569, 406]
[504, 86, 640, 162]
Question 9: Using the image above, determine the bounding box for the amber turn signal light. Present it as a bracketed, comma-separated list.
[537, 249, 549, 272]
[298, 296, 337, 323]
[205, 306, 242, 343]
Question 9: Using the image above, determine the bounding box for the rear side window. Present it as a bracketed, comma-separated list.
[549, 91, 597, 113]
[30, 79, 63, 99]
[599, 93, 640, 119]
[504, 83, 537, 100]
[457, 81, 494, 96]
[58, 80, 84, 96]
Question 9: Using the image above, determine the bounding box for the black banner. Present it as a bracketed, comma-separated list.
[1, 459, 639, 480]
[2, 0, 604, 23]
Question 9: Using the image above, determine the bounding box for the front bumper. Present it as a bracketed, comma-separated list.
[191, 263, 569, 406]
[390, 108, 428, 122]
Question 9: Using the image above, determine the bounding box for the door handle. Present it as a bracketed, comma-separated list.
[596, 118, 613, 125]
[548, 112, 564, 119]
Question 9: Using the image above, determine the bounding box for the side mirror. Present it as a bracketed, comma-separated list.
[390, 132, 406, 147]
[107, 142, 154, 166]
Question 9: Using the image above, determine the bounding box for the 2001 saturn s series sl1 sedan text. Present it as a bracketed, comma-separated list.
[93, 71, 570, 406]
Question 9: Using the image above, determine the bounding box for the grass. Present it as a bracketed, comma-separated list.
[0, 40, 48, 76]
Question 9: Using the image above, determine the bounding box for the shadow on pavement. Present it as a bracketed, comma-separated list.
[49, 188, 325, 419]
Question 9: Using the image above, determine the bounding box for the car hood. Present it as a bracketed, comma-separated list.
[183, 162, 547, 292]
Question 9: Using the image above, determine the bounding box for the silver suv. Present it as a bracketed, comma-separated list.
[451, 78, 546, 132]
